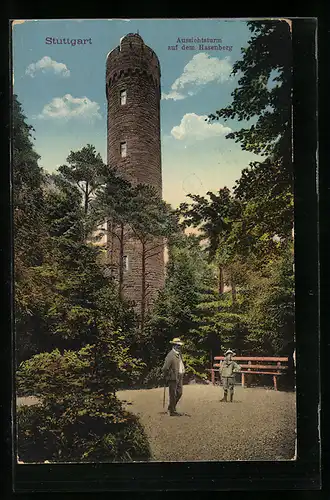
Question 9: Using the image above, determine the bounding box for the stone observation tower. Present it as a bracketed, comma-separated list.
[106, 33, 164, 310]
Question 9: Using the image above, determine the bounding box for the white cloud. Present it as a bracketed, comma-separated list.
[171, 113, 232, 141]
[26, 56, 70, 78]
[35, 94, 102, 121]
[162, 90, 185, 101]
[162, 52, 232, 100]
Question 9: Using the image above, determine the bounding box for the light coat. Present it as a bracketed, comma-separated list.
[162, 349, 183, 381]
[219, 359, 241, 378]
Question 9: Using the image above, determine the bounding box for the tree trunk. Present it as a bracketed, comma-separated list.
[141, 241, 146, 333]
[109, 218, 114, 268]
[118, 223, 124, 299]
[81, 182, 89, 242]
[231, 277, 237, 304]
[218, 264, 224, 295]
[84, 182, 89, 215]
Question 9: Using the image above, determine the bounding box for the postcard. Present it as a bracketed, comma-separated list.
[12, 18, 298, 465]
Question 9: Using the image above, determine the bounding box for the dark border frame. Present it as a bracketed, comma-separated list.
[1, 16, 320, 493]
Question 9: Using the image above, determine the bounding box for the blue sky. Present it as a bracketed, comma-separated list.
[12, 18, 263, 208]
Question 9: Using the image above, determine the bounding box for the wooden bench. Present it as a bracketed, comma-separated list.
[208, 356, 289, 391]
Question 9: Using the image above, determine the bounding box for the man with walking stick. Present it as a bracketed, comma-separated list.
[162, 338, 185, 416]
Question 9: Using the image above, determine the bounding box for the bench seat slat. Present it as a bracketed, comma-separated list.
[209, 370, 283, 375]
[241, 371, 283, 376]
[209, 369, 284, 375]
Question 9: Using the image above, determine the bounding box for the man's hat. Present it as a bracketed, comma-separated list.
[224, 349, 234, 355]
[170, 337, 184, 346]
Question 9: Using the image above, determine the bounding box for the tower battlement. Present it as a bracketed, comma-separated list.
[106, 33, 161, 90]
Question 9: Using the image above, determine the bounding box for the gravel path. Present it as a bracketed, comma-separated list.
[16, 385, 296, 462]
[117, 384, 296, 462]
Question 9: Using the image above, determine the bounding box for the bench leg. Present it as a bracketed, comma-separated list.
[211, 369, 215, 385]
[273, 375, 277, 391]
[242, 372, 245, 388]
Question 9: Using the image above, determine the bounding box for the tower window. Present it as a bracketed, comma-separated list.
[120, 142, 127, 158]
[123, 255, 129, 271]
[120, 90, 127, 105]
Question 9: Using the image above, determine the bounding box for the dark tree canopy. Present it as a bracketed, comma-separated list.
[13, 94, 46, 271]
[58, 144, 105, 215]
[209, 20, 292, 158]
[208, 20, 293, 243]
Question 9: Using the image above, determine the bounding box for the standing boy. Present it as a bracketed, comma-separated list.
[219, 349, 241, 402]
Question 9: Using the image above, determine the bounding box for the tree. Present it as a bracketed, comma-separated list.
[58, 144, 105, 217]
[13, 95, 46, 275]
[129, 184, 180, 331]
[93, 171, 179, 325]
[143, 233, 216, 381]
[178, 188, 240, 259]
[201, 20, 295, 363]
[208, 20, 293, 244]
[178, 188, 252, 298]
[209, 21, 291, 158]
[16, 337, 149, 462]
[15, 165, 138, 361]
[43, 174, 85, 243]
[13, 95, 49, 361]
[244, 246, 294, 355]
[191, 290, 248, 360]
[15, 163, 149, 459]
[91, 167, 136, 299]
[13, 102, 152, 462]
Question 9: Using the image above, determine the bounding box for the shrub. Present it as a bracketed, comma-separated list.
[143, 365, 164, 388]
[16, 344, 150, 462]
[17, 395, 151, 463]
[181, 348, 209, 382]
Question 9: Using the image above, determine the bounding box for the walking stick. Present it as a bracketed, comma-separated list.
[163, 381, 166, 410]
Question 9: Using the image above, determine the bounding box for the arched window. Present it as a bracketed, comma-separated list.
[120, 90, 127, 105]
[120, 142, 127, 158]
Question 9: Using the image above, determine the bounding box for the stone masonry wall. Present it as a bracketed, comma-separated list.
[106, 33, 164, 310]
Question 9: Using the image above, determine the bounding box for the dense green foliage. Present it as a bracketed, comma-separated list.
[58, 144, 104, 216]
[208, 20, 293, 247]
[13, 94, 150, 462]
[142, 234, 215, 380]
[142, 20, 294, 380]
[17, 347, 150, 462]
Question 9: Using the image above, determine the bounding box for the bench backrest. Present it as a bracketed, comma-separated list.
[213, 356, 289, 372]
